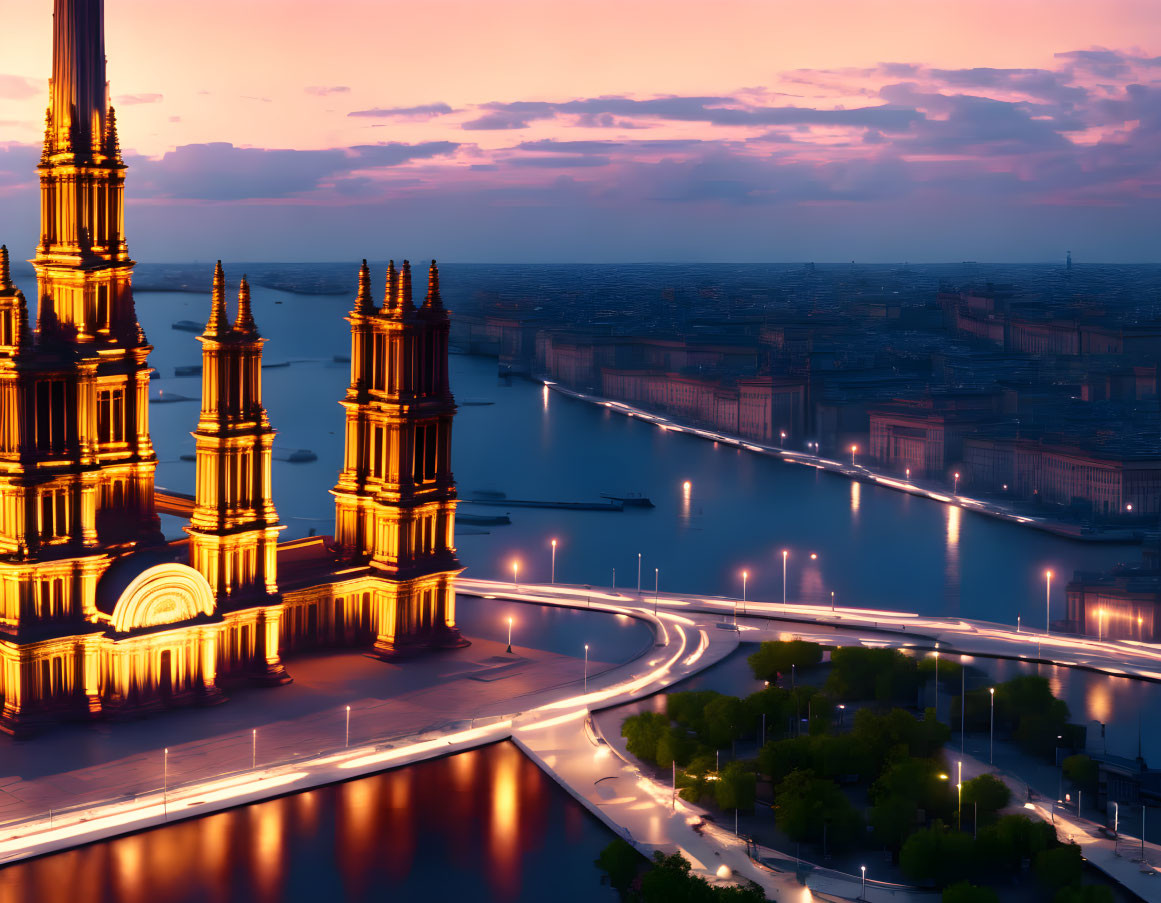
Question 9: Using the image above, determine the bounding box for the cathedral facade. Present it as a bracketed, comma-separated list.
[0, 0, 466, 735]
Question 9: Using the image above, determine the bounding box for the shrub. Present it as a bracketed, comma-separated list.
[623, 711, 669, 764]
[899, 822, 975, 886]
[826, 646, 920, 704]
[1053, 885, 1114, 903]
[715, 760, 757, 812]
[1062, 754, 1098, 794]
[774, 768, 863, 849]
[1034, 844, 1083, 891]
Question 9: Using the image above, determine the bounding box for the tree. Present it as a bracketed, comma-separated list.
[827, 646, 920, 704]
[637, 850, 765, 903]
[715, 761, 757, 812]
[703, 695, 747, 749]
[748, 640, 823, 682]
[655, 725, 696, 769]
[1062, 754, 1098, 794]
[869, 757, 955, 848]
[1053, 885, 1114, 903]
[774, 768, 862, 849]
[899, 823, 975, 886]
[942, 883, 998, 903]
[975, 814, 1056, 877]
[1034, 845, 1083, 891]
[961, 774, 1011, 824]
[595, 839, 643, 894]
[623, 712, 669, 765]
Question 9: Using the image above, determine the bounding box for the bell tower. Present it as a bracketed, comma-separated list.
[332, 259, 466, 656]
[187, 264, 288, 683]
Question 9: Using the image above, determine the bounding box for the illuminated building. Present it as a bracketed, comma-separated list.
[0, 0, 464, 734]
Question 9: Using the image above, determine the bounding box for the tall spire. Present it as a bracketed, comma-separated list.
[397, 260, 414, 313]
[383, 260, 399, 313]
[234, 275, 257, 335]
[204, 261, 230, 337]
[423, 259, 442, 310]
[102, 105, 121, 161]
[50, 0, 108, 157]
[354, 259, 373, 314]
[0, 245, 10, 291]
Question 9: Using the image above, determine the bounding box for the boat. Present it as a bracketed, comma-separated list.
[457, 513, 512, 526]
[171, 320, 202, 333]
[174, 365, 202, 377]
[601, 492, 654, 508]
[286, 449, 318, 463]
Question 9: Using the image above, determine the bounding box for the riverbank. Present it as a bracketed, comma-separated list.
[544, 380, 1144, 545]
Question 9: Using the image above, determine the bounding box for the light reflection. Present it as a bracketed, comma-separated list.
[490, 744, 520, 898]
[850, 480, 860, 514]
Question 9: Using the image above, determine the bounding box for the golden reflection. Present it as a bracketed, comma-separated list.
[451, 746, 477, 791]
[1087, 679, 1112, 725]
[542, 383, 549, 410]
[251, 798, 285, 901]
[490, 744, 521, 896]
[946, 505, 960, 547]
[112, 834, 144, 901]
[850, 480, 861, 514]
[944, 505, 961, 616]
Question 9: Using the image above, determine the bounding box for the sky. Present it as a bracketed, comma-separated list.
[2, 0, 1161, 262]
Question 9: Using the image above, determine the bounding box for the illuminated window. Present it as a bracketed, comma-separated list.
[96, 387, 125, 443]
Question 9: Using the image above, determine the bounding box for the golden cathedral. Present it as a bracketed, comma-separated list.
[0, 0, 467, 735]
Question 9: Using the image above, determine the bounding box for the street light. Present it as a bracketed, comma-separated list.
[989, 687, 995, 765]
[345, 704, 351, 748]
[780, 430, 786, 446]
[550, 539, 557, 584]
[740, 570, 748, 621]
[251, 728, 257, 769]
[781, 550, 789, 605]
[831, 590, 835, 611]
[512, 560, 520, 587]
[584, 643, 589, 693]
[506, 616, 513, 654]
[654, 567, 660, 614]
[860, 865, 866, 900]
[637, 553, 642, 593]
[957, 760, 963, 829]
[905, 467, 911, 480]
[850, 444, 858, 465]
[163, 747, 169, 820]
[1045, 570, 1053, 636]
[954, 472, 960, 495]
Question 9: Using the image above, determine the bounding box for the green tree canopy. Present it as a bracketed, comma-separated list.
[961, 774, 1011, 823]
[715, 760, 757, 812]
[942, 883, 999, 903]
[1034, 844, 1083, 891]
[899, 822, 975, 886]
[595, 839, 643, 893]
[748, 640, 823, 682]
[774, 768, 863, 849]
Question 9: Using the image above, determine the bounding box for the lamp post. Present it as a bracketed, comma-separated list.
[345, 704, 351, 748]
[512, 560, 519, 587]
[780, 430, 786, 446]
[550, 539, 557, 584]
[850, 444, 858, 466]
[584, 643, 589, 693]
[989, 687, 995, 765]
[637, 553, 642, 593]
[506, 616, 513, 654]
[960, 663, 966, 756]
[933, 644, 939, 715]
[163, 747, 169, 820]
[905, 467, 911, 481]
[781, 550, 788, 606]
[654, 568, 659, 614]
[251, 728, 257, 770]
[860, 865, 866, 900]
[957, 760, 963, 830]
[954, 472, 960, 495]
[1045, 570, 1053, 635]
[741, 570, 748, 617]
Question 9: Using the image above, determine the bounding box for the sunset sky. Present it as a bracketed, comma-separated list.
[3, 0, 1161, 262]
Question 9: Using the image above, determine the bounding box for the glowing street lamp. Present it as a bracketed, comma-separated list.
[654, 567, 660, 614]
[954, 472, 960, 495]
[989, 687, 995, 765]
[584, 643, 589, 693]
[738, 570, 748, 623]
[550, 539, 557, 584]
[506, 616, 513, 654]
[251, 728, 257, 770]
[860, 866, 866, 900]
[781, 550, 789, 605]
[780, 430, 786, 446]
[512, 560, 520, 587]
[1045, 570, 1053, 635]
[905, 467, 911, 481]
[163, 747, 169, 820]
[345, 704, 351, 748]
[850, 444, 858, 466]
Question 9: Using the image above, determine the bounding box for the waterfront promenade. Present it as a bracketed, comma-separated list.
[545, 381, 1141, 544]
[3, 578, 1160, 900]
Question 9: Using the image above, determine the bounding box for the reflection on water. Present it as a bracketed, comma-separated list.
[945, 504, 961, 616]
[0, 743, 617, 903]
[850, 480, 860, 515]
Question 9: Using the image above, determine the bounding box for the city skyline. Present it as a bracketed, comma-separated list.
[4, 0, 1161, 262]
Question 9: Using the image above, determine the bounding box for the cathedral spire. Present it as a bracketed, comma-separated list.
[397, 260, 414, 313]
[384, 260, 399, 314]
[204, 261, 230, 337]
[50, 0, 108, 157]
[354, 259, 373, 314]
[102, 105, 121, 161]
[423, 259, 442, 310]
[234, 275, 257, 335]
[0, 245, 10, 291]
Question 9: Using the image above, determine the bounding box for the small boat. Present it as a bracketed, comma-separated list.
[171, 320, 202, 333]
[333, 355, 351, 364]
[174, 365, 202, 377]
[286, 449, 318, 463]
[150, 392, 196, 404]
[460, 400, 495, 406]
[458, 513, 511, 526]
[602, 492, 655, 508]
[262, 361, 290, 369]
[179, 454, 196, 462]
